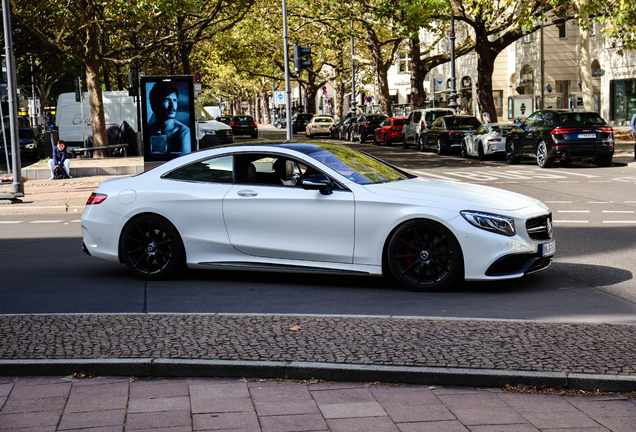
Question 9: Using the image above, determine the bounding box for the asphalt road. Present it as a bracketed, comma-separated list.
[1, 128, 636, 322]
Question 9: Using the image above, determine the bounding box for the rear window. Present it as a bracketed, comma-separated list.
[425, 111, 453, 124]
[393, 119, 407, 127]
[367, 115, 386, 122]
[445, 117, 481, 128]
[315, 118, 333, 123]
[556, 112, 606, 126]
[296, 114, 313, 120]
[235, 116, 254, 123]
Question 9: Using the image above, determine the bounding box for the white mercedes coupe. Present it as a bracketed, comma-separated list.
[81, 143, 555, 291]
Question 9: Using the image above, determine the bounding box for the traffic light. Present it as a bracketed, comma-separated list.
[293, 43, 312, 74]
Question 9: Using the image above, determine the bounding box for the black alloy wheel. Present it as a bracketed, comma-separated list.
[387, 220, 463, 292]
[477, 142, 486, 161]
[384, 134, 390, 146]
[536, 141, 554, 168]
[120, 215, 185, 280]
[505, 141, 520, 165]
[436, 139, 446, 155]
[595, 154, 613, 167]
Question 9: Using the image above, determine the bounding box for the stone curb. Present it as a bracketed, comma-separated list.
[1, 359, 635, 392]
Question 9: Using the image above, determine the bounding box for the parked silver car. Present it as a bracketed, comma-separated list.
[461, 123, 513, 161]
[402, 108, 455, 150]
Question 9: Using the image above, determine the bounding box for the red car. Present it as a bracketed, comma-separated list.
[373, 117, 408, 146]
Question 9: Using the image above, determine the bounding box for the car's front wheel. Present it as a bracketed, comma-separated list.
[436, 139, 446, 155]
[120, 214, 185, 280]
[461, 139, 469, 158]
[505, 141, 520, 165]
[384, 134, 390, 146]
[477, 142, 486, 161]
[416, 136, 423, 152]
[387, 220, 463, 292]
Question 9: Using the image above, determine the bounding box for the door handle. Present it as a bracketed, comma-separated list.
[237, 190, 258, 197]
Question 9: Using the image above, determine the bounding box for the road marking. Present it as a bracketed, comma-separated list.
[603, 221, 636, 224]
[29, 220, 63, 224]
[0, 221, 23, 224]
[545, 201, 573, 204]
[588, 201, 612, 204]
[410, 171, 459, 181]
[557, 210, 590, 213]
[602, 211, 635, 214]
[557, 181, 580, 183]
[554, 220, 589, 223]
[625, 201, 636, 204]
[589, 181, 612, 183]
[553, 171, 600, 178]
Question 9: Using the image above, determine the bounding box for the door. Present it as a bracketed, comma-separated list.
[223, 154, 355, 263]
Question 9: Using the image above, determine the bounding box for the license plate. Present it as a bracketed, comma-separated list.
[578, 133, 596, 138]
[541, 241, 556, 257]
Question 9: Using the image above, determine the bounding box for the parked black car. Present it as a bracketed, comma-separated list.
[421, 115, 481, 155]
[330, 120, 344, 139]
[0, 127, 45, 161]
[231, 115, 258, 138]
[351, 114, 387, 143]
[506, 110, 614, 168]
[216, 116, 233, 125]
[291, 113, 314, 134]
[340, 117, 356, 141]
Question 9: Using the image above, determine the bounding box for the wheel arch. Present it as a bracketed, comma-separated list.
[117, 211, 186, 264]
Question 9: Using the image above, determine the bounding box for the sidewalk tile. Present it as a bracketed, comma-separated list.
[318, 401, 387, 419]
[436, 393, 511, 410]
[130, 379, 189, 399]
[468, 425, 540, 432]
[496, 393, 581, 413]
[8, 383, 70, 399]
[248, 381, 312, 401]
[128, 428, 192, 432]
[191, 397, 254, 414]
[564, 397, 636, 418]
[450, 408, 529, 426]
[396, 420, 469, 432]
[128, 396, 190, 413]
[189, 380, 250, 400]
[369, 386, 439, 407]
[64, 393, 128, 412]
[57, 409, 125, 430]
[193, 411, 259, 430]
[311, 388, 376, 404]
[0, 383, 13, 397]
[1, 396, 66, 414]
[126, 409, 191, 430]
[521, 410, 601, 429]
[0, 411, 61, 429]
[259, 413, 327, 432]
[385, 404, 455, 422]
[595, 415, 636, 430]
[254, 399, 320, 416]
[327, 416, 399, 432]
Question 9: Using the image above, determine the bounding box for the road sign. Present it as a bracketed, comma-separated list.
[194, 71, 202, 84]
[274, 91, 285, 106]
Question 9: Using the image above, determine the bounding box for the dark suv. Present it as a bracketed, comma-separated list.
[231, 115, 258, 138]
[351, 114, 387, 143]
[291, 113, 314, 134]
[506, 110, 614, 168]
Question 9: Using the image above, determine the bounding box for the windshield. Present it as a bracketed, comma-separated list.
[19, 129, 36, 139]
[315, 118, 333, 123]
[556, 112, 606, 126]
[393, 119, 407, 127]
[198, 109, 214, 121]
[294, 144, 408, 185]
[367, 115, 386, 123]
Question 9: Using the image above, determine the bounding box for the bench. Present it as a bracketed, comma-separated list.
[69, 144, 129, 158]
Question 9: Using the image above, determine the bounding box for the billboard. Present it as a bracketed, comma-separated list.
[140, 75, 195, 162]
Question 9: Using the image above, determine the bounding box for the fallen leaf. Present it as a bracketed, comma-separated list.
[289, 325, 301, 331]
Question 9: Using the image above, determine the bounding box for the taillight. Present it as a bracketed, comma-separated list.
[550, 128, 575, 135]
[86, 193, 107, 205]
[363, 123, 368, 127]
[420, 120, 426, 129]
[232, 122, 238, 127]
[486, 138, 501, 142]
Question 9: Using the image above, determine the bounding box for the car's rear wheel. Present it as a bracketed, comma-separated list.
[387, 220, 463, 292]
[384, 134, 390, 146]
[477, 142, 486, 161]
[505, 141, 520, 165]
[402, 136, 409, 149]
[416, 136, 424, 152]
[537, 141, 554, 168]
[595, 154, 613, 167]
[461, 139, 469, 158]
[120, 214, 185, 281]
[436, 139, 446, 155]
[359, 132, 366, 143]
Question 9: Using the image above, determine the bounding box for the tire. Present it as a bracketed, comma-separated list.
[536, 141, 554, 168]
[436, 139, 446, 155]
[251, 133, 258, 139]
[416, 136, 423, 152]
[595, 154, 612, 167]
[384, 134, 390, 147]
[505, 141, 520, 165]
[359, 132, 365, 143]
[373, 133, 380, 145]
[120, 214, 185, 281]
[461, 139, 469, 158]
[402, 136, 409, 149]
[387, 219, 464, 292]
[477, 142, 486, 161]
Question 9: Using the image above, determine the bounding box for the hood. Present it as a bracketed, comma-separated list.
[364, 177, 545, 213]
[199, 120, 232, 131]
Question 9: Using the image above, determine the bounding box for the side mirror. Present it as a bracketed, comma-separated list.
[301, 174, 333, 195]
[515, 120, 522, 127]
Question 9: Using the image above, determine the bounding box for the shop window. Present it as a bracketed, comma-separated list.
[557, 23, 567, 39]
[522, 33, 533, 43]
[398, 53, 411, 74]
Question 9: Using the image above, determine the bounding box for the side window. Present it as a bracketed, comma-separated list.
[406, 113, 414, 124]
[431, 118, 444, 128]
[524, 113, 538, 127]
[164, 155, 233, 183]
[413, 112, 422, 123]
[475, 125, 487, 135]
[380, 118, 390, 127]
[235, 154, 313, 187]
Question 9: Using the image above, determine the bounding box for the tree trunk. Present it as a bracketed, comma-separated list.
[261, 87, 271, 124]
[83, 0, 108, 157]
[364, 26, 393, 117]
[473, 25, 498, 123]
[336, 72, 346, 120]
[409, 35, 427, 109]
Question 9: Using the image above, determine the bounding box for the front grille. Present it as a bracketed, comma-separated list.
[526, 213, 552, 241]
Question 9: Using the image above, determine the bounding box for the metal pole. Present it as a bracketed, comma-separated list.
[78, 77, 86, 147]
[448, 18, 458, 109]
[2, 0, 23, 195]
[282, 0, 292, 140]
[540, 23, 545, 110]
[272, 62, 276, 125]
[0, 99, 10, 175]
[30, 54, 36, 129]
[351, 19, 356, 113]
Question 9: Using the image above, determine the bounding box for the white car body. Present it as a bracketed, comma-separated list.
[306, 116, 335, 138]
[463, 123, 512, 158]
[81, 143, 554, 291]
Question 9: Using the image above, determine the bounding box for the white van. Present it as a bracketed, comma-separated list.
[55, 91, 137, 147]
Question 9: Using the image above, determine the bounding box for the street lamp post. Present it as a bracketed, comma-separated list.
[351, 19, 356, 114]
[448, 18, 458, 110]
[282, 0, 292, 140]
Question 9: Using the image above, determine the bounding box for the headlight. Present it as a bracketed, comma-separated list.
[25, 143, 35, 149]
[204, 130, 216, 135]
[461, 211, 515, 236]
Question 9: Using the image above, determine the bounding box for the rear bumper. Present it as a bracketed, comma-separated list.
[550, 142, 614, 159]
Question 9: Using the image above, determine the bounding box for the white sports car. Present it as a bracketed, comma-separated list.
[81, 143, 555, 291]
[461, 123, 513, 160]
